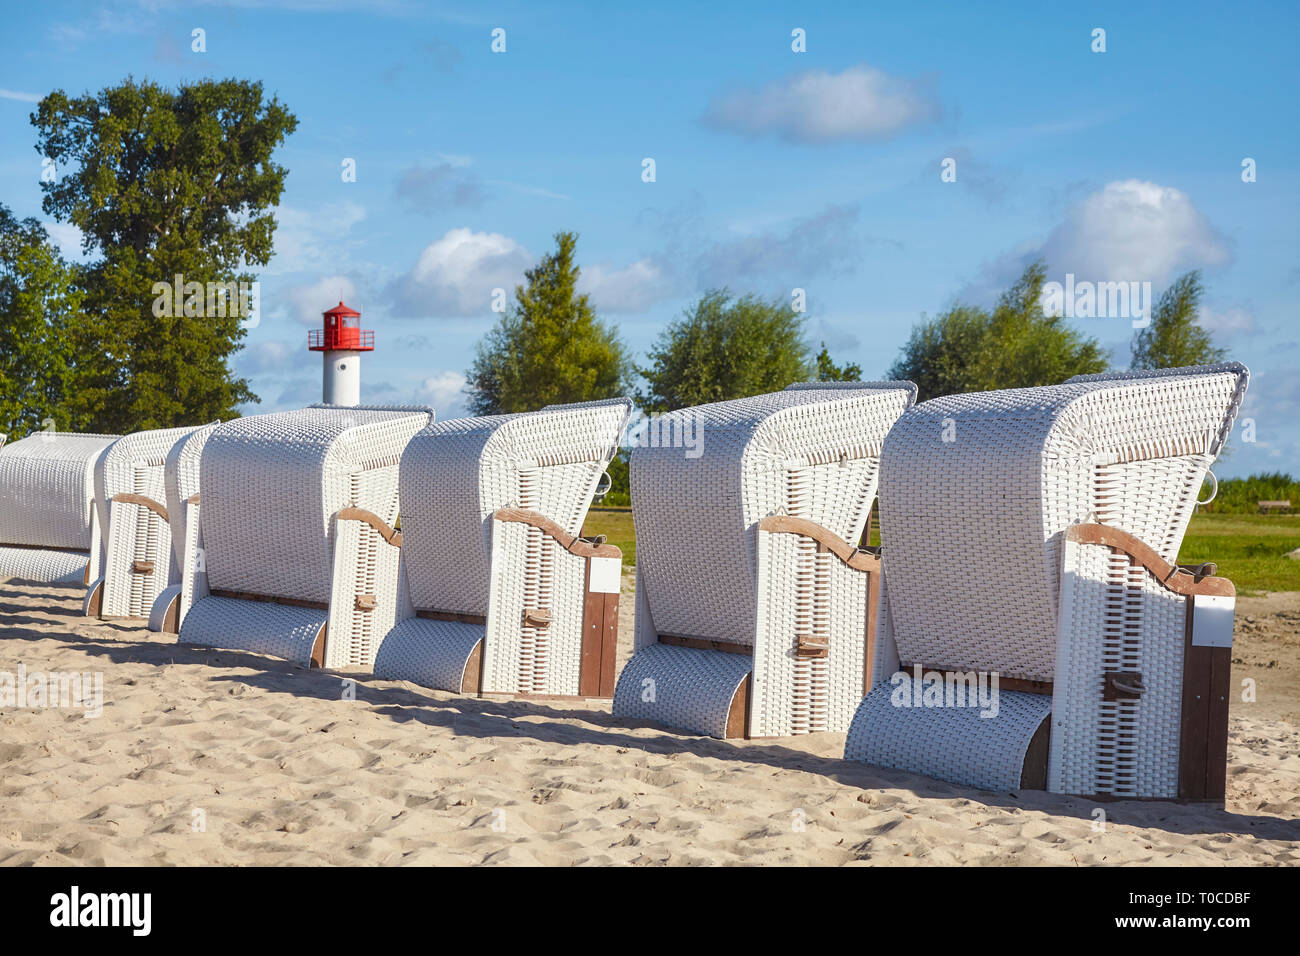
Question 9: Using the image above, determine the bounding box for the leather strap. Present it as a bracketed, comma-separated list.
[112, 493, 168, 522]
[1066, 524, 1234, 597]
[758, 515, 880, 573]
[493, 508, 622, 558]
[337, 507, 402, 547]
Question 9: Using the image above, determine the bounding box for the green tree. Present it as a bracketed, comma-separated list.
[0, 205, 82, 436]
[32, 77, 297, 431]
[888, 261, 1108, 401]
[467, 231, 629, 415]
[815, 341, 862, 381]
[1131, 271, 1225, 370]
[638, 290, 812, 413]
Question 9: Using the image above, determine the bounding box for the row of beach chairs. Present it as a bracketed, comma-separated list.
[0, 362, 1248, 805]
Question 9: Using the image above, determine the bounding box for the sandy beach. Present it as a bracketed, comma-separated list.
[1, 575, 1297, 866]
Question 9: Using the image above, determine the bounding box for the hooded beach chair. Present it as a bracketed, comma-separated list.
[611, 382, 917, 738]
[372, 398, 633, 697]
[176, 404, 432, 668]
[0, 431, 120, 586]
[82, 424, 215, 620]
[147, 422, 221, 632]
[843, 363, 1249, 804]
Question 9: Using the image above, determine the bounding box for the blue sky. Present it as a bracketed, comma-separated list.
[1, 0, 1297, 476]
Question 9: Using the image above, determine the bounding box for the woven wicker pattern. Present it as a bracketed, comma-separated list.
[0, 545, 88, 584]
[1049, 536, 1187, 798]
[163, 422, 219, 574]
[373, 617, 486, 691]
[199, 406, 429, 604]
[0, 432, 118, 551]
[751, 540, 872, 736]
[844, 680, 1052, 792]
[613, 382, 915, 737]
[373, 398, 631, 694]
[182, 595, 328, 666]
[874, 363, 1245, 683]
[612, 642, 753, 738]
[180, 404, 431, 666]
[845, 363, 1248, 798]
[94, 427, 201, 618]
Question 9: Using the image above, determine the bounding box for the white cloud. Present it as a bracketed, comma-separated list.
[282, 274, 359, 325]
[1232, 369, 1300, 470]
[0, 89, 41, 102]
[698, 203, 864, 285]
[268, 201, 366, 276]
[389, 228, 531, 318]
[579, 259, 670, 313]
[394, 161, 483, 211]
[1039, 179, 1230, 286]
[417, 370, 468, 417]
[704, 64, 938, 144]
[1200, 305, 1257, 339]
[44, 222, 90, 262]
[235, 340, 298, 375]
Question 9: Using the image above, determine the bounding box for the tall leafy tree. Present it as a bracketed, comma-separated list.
[888, 261, 1108, 401]
[32, 77, 297, 431]
[638, 290, 812, 413]
[0, 205, 81, 436]
[1131, 271, 1225, 370]
[815, 341, 862, 381]
[467, 231, 629, 415]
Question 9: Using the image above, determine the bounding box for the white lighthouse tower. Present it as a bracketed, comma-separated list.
[308, 300, 373, 406]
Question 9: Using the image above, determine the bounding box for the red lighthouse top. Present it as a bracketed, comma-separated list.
[308, 300, 374, 352]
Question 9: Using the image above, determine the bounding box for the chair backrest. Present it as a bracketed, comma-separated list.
[633, 382, 917, 647]
[878, 362, 1249, 683]
[164, 422, 220, 572]
[200, 405, 432, 604]
[93, 426, 202, 552]
[399, 398, 632, 617]
[0, 431, 119, 550]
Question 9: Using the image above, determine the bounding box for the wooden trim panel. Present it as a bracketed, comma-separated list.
[899, 663, 1054, 696]
[415, 608, 487, 625]
[578, 559, 621, 698]
[337, 507, 402, 547]
[658, 633, 753, 656]
[1179, 598, 1231, 804]
[309, 624, 326, 668]
[726, 675, 752, 739]
[208, 588, 329, 611]
[1020, 716, 1051, 790]
[493, 507, 622, 559]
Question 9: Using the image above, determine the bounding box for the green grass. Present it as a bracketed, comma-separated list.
[1178, 513, 1300, 594]
[582, 507, 637, 567]
[585, 507, 1300, 594]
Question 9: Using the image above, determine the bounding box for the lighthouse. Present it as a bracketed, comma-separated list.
[308, 301, 374, 406]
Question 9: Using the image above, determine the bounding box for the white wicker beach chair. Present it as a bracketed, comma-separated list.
[372, 398, 633, 697]
[0, 431, 120, 586]
[141, 422, 221, 632]
[175, 404, 432, 668]
[611, 382, 917, 738]
[843, 363, 1249, 804]
[82, 425, 217, 620]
